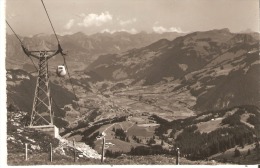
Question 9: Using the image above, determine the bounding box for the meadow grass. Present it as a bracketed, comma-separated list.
[8, 153, 223, 165]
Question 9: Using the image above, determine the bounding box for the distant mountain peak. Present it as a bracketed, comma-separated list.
[72, 32, 87, 37]
[137, 31, 148, 35]
[144, 38, 171, 51]
[33, 33, 48, 38]
[216, 28, 230, 33]
[240, 28, 254, 33]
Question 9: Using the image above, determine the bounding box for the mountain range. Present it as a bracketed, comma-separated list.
[6, 28, 260, 164]
[6, 31, 184, 71]
[84, 28, 259, 112]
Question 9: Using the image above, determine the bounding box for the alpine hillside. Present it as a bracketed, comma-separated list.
[6, 28, 260, 165]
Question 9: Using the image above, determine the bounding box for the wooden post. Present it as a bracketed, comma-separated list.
[101, 137, 105, 163]
[50, 143, 53, 162]
[176, 147, 180, 165]
[25, 143, 28, 161]
[73, 139, 76, 162]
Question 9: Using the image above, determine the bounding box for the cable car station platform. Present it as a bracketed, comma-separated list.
[28, 125, 60, 138]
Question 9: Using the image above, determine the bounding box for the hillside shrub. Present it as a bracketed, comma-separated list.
[222, 114, 241, 126]
[234, 148, 241, 157]
[106, 150, 123, 158]
[153, 106, 259, 160]
[128, 145, 169, 156]
[114, 128, 127, 141]
[247, 149, 251, 155]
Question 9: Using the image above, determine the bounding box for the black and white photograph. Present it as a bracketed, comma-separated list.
[2, 0, 260, 166]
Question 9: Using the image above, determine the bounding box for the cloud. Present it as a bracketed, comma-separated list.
[119, 18, 137, 26]
[78, 11, 113, 27]
[153, 26, 184, 33]
[7, 13, 17, 20]
[64, 19, 75, 30]
[76, 13, 87, 18]
[101, 28, 138, 34]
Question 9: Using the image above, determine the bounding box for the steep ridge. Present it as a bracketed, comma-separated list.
[153, 105, 260, 163]
[176, 34, 259, 112]
[85, 29, 259, 111]
[85, 28, 237, 85]
[6, 31, 184, 70]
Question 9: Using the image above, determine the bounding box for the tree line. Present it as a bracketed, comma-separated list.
[153, 105, 260, 160]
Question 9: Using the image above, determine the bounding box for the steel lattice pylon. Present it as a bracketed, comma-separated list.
[30, 52, 52, 126]
[22, 47, 62, 126]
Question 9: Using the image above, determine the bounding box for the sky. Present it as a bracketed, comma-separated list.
[0, 0, 259, 166]
[5, 0, 259, 36]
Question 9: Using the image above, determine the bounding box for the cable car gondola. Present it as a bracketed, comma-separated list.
[56, 65, 66, 77]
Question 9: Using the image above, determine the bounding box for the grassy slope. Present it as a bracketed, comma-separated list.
[8, 153, 222, 165]
[210, 144, 260, 165]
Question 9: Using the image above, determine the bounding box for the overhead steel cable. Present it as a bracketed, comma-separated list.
[51, 96, 66, 119]
[22, 52, 38, 72]
[40, 0, 80, 110]
[40, 0, 60, 45]
[62, 54, 80, 110]
[6, 20, 38, 72]
[6, 20, 23, 45]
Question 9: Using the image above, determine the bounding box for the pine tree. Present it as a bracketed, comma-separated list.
[247, 149, 251, 155]
[126, 137, 130, 142]
[234, 148, 241, 157]
[161, 139, 164, 146]
[240, 137, 245, 148]
[255, 139, 259, 150]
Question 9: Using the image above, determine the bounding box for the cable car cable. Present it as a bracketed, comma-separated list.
[25, 54, 38, 72]
[6, 3, 78, 125]
[6, 20, 38, 72]
[62, 54, 80, 110]
[50, 95, 66, 121]
[6, 21, 63, 123]
[6, 20, 23, 45]
[40, 0, 80, 110]
[40, 0, 60, 45]
[40, 0, 79, 102]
